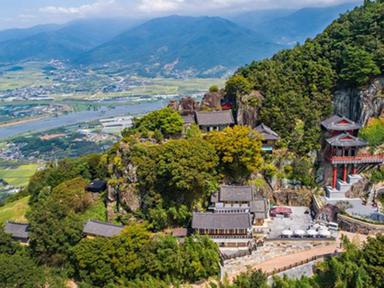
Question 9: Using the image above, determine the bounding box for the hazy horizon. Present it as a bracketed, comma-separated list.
[0, 0, 362, 30]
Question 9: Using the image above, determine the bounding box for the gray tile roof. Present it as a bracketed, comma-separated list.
[83, 220, 124, 237]
[255, 123, 280, 141]
[219, 185, 253, 202]
[326, 133, 367, 147]
[250, 199, 268, 218]
[195, 110, 234, 126]
[192, 212, 252, 230]
[4, 222, 29, 240]
[321, 115, 361, 131]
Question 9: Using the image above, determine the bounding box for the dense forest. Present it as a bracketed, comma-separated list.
[226, 0, 384, 155]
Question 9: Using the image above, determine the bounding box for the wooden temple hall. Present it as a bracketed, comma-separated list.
[321, 115, 384, 193]
[192, 185, 269, 247]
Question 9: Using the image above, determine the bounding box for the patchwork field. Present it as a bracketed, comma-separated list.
[0, 163, 39, 187]
[0, 196, 29, 223]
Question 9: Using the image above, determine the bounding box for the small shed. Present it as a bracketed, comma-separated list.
[86, 179, 107, 193]
[4, 221, 29, 243]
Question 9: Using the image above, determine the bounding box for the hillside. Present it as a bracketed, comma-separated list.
[78, 16, 283, 75]
[227, 0, 384, 155]
[232, 2, 359, 44]
[0, 18, 137, 63]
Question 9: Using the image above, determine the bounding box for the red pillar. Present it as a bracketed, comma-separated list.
[352, 165, 357, 175]
[343, 164, 347, 182]
[333, 166, 337, 188]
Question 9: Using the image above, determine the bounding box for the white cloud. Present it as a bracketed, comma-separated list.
[39, 0, 116, 17]
[31, 0, 362, 24]
[138, 0, 184, 13]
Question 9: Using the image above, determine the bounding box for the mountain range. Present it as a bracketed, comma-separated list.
[0, 2, 360, 76]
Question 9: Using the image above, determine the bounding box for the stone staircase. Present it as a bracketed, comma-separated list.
[325, 174, 363, 200]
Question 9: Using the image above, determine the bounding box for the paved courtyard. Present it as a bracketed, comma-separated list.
[267, 206, 313, 238]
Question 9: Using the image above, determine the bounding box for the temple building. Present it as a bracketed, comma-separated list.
[192, 185, 269, 247]
[83, 220, 124, 238]
[321, 115, 384, 199]
[4, 221, 29, 243]
[255, 123, 280, 153]
[210, 185, 269, 225]
[191, 212, 253, 247]
[195, 110, 235, 132]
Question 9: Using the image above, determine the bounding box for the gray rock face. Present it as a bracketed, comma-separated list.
[333, 77, 384, 125]
[236, 91, 263, 127]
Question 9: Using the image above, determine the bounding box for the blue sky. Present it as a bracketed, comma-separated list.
[0, 0, 362, 29]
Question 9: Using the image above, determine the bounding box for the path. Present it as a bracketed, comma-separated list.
[225, 243, 338, 281]
[191, 232, 368, 287]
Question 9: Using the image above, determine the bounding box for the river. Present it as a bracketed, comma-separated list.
[0, 100, 165, 139]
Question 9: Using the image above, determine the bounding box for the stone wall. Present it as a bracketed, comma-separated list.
[338, 214, 384, 235]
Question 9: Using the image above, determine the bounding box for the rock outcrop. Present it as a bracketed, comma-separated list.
[236, 91, 263, 127]
[168, 96, 199, 114]
[200, 91, 223, 110]
[333, 77, 384, 125]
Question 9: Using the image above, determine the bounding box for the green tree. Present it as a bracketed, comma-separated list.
[225, 75, 252, 103]
[233, 269, 269, 288]
[0, 253, 45, 288]
[206, 126, 263, 183]
[135, 137, 219, 211]
[360, 118, 384, 147]
[28, 177, 91, 265]
[209, 85, 220, 93]
[340, 46, 381, 86]
[132, 107, 184, 137]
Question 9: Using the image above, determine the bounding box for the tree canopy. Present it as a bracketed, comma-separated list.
[130, 107, 184, 138]
[206, 125, 263, 183]
[226, 1, 384, 155]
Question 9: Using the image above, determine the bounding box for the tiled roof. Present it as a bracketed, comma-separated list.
[195, 110, 234, 126]
[326, 133, 367, 147]
[219, 185, 253, 202]
[321, 115, 361, 131]
[83, 220, 124, 237]
[250, 199, 268, 217]
[192, 212, 252, 230]
[255, 123, 280, 141]
[4, 222, 29, 240]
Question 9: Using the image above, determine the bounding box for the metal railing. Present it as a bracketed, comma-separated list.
[330, 154, 384, 164]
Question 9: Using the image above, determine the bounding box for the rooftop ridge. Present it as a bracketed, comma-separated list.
[86, 220, 124, 228]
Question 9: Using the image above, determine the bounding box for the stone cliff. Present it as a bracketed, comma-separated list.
[333, 77, 384, 125]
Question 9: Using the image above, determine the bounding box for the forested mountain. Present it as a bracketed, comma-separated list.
[78, 16, 283, 73]
[232, 2, 359, 44]
[0, 24, 61, 43]
[0, 4, 360, 76]
[226, 0, 384, 155]
[0, 18, 137, 62]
